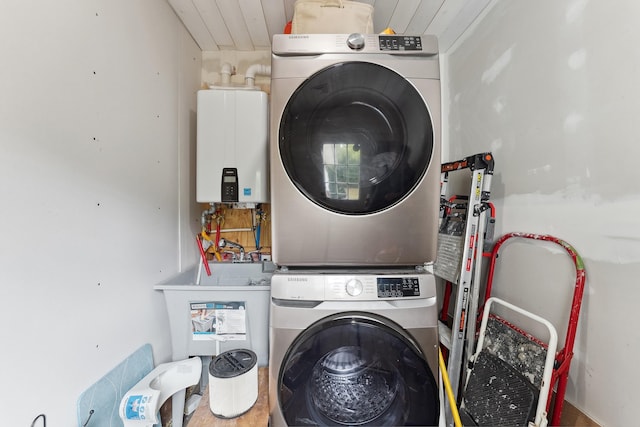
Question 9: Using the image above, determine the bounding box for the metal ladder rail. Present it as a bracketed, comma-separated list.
[438, 153, 494, 409]
[438, 200, 496, 353]
[463, 199, 494, 383]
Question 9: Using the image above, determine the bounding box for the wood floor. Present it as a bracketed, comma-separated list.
[186, 367, 599, 427]
[560, 400, 600, 427]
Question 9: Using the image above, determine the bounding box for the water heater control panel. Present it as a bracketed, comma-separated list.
[221, 168, 238, 202]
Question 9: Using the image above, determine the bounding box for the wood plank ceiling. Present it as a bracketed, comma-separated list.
[167, 0, 491, 52]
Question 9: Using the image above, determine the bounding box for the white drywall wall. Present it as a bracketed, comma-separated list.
[0, 0, 201, 424]
[445, 0, 640, 424]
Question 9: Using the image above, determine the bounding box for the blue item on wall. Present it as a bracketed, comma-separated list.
[76, 344, 154, 427]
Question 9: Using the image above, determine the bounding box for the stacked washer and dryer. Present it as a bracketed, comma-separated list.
[268, 33, 443, 426]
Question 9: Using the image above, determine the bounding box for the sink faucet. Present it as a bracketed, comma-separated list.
[218, 238, 246, 262]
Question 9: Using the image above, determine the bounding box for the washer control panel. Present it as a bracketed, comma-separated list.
[377, 277, 420, 298]
[271, 271, 435, 301]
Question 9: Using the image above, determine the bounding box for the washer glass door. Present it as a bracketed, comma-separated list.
[279, 62, 434, 215]
[278, 314, 439, 426]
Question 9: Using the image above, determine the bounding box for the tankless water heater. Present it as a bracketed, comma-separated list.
[196, 88, 269, 203]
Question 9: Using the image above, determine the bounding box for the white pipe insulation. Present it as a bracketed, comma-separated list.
[245, 64, 271, 87]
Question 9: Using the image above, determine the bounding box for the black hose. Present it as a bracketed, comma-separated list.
[30, 414, 46, 427]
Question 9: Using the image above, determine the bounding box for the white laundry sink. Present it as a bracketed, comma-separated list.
[154, 261, 273, 366]
[157, 261, 273, 288]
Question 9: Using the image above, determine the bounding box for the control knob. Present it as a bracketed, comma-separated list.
[345, 278, 363, 296]
[347, 33, 365, 50]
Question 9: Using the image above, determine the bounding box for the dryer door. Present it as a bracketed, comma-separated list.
[279, 62, 434, 215]
[277, 313, 439, 426]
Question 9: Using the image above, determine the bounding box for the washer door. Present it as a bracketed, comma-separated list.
[279, 62, 434, 215]
[278, 313, 439, 426]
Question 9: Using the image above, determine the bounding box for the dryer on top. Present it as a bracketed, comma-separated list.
[270, 33, 442, 267]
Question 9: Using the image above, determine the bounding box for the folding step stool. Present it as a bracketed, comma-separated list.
[461, 297, 558, 427]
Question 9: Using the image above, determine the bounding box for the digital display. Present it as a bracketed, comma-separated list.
[221, 167, 239, 202]
[377, 277, 420, 298]
[379, 36, 423, 51]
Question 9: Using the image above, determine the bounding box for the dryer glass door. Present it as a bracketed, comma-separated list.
[279, 62, 434, 215]
[277, 314, 439, 426]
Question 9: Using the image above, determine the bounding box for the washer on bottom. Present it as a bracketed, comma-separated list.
[269, 268, 441, 426]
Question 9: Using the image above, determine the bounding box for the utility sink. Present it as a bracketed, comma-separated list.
[156, 261, 274, 288]
[154, 261, 274, 366]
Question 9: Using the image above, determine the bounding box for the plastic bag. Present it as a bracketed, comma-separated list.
[291, 0, 374, 34]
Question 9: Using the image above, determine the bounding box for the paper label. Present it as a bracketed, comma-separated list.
[124, 394, 157, 421]
[190, 301, 246, 341]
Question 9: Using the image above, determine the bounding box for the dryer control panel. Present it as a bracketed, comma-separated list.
[272, 33, 438, 56]
[378, 35, 422, 51]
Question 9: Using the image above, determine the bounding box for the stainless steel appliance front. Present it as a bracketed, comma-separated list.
[268, 269, 441, 426]
[270, 33, 441, 267]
